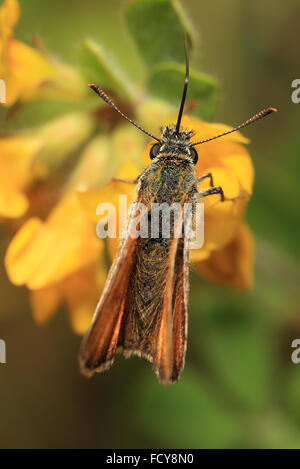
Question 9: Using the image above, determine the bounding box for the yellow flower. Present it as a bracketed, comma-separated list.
[0, 132, 41, 217]
[0, 0, 20, 104]
[30, 261, 107, 335]
[78, 159, 142, 260]
[188, 116, 254, 289]
[4, 125, 144, 330]
[5, 192, 107, 333]
[0, 0, 97, 331]
[194, 222, 254, 289]
[0, 0, 85, 106]
[77, 125, 145, 256]
[0, 112, 94, 218]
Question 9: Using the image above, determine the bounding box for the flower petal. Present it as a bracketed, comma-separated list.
[193, 222, 254, 289]
[0, 0, 20, 32]
[0, 184, 28, 218]
[0, 67, 19, 105]
[5, 192, 103, 289]
[198, 167, 249, 252]
[29, 261, 107, 334]
[77, 161, 139, 224]
[5, 217, 42, 285]
[6, 39, 55, 101]
[0, 134, 42, 217]
[76, 124, 144, 221]
[30, 284, 62, 325]
[69, 134, 114, 191]
[64, 263, 107, 335]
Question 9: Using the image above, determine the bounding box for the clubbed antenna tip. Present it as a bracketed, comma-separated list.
[192, 106, 278, 146]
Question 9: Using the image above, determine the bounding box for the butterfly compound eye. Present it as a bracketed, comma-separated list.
[190, 147, 198, 165]
[150, 143, 160, 160]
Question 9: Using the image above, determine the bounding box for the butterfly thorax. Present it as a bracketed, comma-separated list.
[159, 126, 194, 158]
[141, 153, 197, 207]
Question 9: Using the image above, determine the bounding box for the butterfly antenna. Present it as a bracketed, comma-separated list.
[192, 107, 277, 146]
[175, 35, 189, 135]
[88, 84, 161, 142]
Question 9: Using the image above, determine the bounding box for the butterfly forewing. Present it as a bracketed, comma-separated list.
[80, 159, 196, 384]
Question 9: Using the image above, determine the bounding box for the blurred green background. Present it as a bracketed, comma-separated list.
[1, 0, 300, 449]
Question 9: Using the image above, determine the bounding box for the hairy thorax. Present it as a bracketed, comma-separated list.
[140, 154, 198, 206]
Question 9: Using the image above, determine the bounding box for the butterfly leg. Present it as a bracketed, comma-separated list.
[199, 186, 225, 202]
[197, 172, 214, 187]
[112, 176, 139, 184]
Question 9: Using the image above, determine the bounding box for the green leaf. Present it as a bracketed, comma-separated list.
[202, 313, 272, 409]
[285, 366, 300, 420]
[77, 38, 135, 99]
[125, 0, 193, 67]
[148, 62, 219, 120]
[0, 99, 97, 131]
[134, 368, 240, 448]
